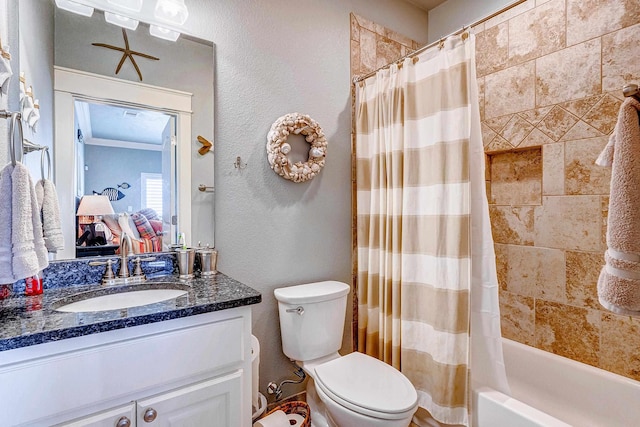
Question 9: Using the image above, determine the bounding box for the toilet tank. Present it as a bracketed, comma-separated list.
[274, 281, 350, 362]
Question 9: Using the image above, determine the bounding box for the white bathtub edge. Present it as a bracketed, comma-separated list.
[473, 386, 571, 427]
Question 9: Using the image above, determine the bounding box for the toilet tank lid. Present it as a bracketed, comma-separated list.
[274, 281, 350, 304]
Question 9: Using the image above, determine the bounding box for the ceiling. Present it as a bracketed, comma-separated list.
[404, 0, 448, 11]
[76, 101, 172, 147]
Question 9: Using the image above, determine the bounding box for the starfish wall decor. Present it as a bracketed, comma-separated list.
[92, 29, 159, 81]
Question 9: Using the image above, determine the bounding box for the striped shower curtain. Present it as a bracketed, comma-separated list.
[355, 34, 507, 427]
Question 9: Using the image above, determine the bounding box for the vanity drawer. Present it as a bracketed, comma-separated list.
[0, 311, 247, 426]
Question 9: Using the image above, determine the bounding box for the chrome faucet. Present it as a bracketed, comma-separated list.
[117, 232, 134, 279]
[90, 232, 155, 285]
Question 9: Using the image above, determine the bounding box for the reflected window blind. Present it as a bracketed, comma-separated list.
[141, 173, 163, 217]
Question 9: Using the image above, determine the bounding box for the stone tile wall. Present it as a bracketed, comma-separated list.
[479, 0, 640, 381]
[350, 0, 640, 382]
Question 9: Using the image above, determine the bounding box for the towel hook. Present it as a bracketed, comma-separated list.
[623, 83, 639, 101]
[41, 147, 51, 180]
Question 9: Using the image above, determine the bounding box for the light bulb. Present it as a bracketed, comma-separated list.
[154, 0, 188, 25]
[149, 24, 181, 42]
[104, 11, 139, 30]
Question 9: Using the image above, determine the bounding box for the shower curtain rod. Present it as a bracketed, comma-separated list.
[352, 0, 527, 84]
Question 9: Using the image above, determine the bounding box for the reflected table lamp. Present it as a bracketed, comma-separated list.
[76, 195, 115, 246]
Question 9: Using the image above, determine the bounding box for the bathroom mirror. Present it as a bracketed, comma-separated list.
[17, 1, 215, 260]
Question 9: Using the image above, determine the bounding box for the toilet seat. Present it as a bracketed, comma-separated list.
[314, 352, 418, 420]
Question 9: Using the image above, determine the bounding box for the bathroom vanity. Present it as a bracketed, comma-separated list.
[0, 259, 261, 427]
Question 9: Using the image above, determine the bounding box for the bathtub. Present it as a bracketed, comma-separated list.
[473, 338, 640, 427]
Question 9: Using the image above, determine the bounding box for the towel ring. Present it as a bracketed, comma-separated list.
[7, 112, 23, 166]
[41, 147, 51, 180]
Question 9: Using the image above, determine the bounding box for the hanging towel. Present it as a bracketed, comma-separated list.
[0, 164, 13, 283]
[36, 179, 64, 252]
[11, 163, 48, 280]
[596, 96, 640, 315]
[35, 179, 44, 208]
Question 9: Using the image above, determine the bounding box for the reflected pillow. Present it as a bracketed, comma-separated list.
[132, 212, 156, 240]
[138, 208, 159, 221]
[102, 214, 122, 236]
[149, 219, 163, 235]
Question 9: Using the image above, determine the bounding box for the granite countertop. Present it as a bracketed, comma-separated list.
[0, 268, 261, 352]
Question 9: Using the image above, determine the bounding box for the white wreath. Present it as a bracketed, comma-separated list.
[266, 113, 327, 183]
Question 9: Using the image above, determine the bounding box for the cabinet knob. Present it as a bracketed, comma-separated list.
[143, 408, 158, 422]
[116, 416, 131, 427]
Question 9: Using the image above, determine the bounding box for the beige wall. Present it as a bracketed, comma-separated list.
[477, 0, 640, 381]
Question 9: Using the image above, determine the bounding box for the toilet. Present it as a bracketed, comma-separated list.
[274, 281, 418, 427]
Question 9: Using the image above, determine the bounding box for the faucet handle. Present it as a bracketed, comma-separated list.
[89, 259, 116, 285]
[132, 257, 156, 278]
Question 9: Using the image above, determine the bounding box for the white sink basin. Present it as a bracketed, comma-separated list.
[56, 288, 188, 313]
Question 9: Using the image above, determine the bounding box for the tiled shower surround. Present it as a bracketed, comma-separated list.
[351, 0, 640, 382]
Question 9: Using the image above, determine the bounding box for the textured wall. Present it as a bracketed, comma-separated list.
[0, 0, 21, 167]
[179, 0, 429, 400]
[17, 1, 54, 178]
[476, 0, 640, 381]
[427, 0, 512, 42]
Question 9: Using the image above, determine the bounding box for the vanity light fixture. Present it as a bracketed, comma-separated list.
[149, 25, 180, 42]
[154, 0, 188, 25]
[55, 0, 94, 17]
[107, 0, 143, 12]
[55, 0, 190, 42]
[104, 11, 139, 30]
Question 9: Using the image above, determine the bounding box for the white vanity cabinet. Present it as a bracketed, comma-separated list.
[59, 404, 136, 427]
[0, 306, 252, 427]
[134, 371, 242, 426]
[61, 371, 241, 427]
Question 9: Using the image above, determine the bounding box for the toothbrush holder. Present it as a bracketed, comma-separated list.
[175, 248, 195, 279]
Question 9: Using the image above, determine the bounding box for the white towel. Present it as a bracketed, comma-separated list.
[0, 164, 13, 283]
[11, 163, 48, 280]
[35, 179, 44, 208]
[596, 97, 640, 314]
[36, 179, 64, 252]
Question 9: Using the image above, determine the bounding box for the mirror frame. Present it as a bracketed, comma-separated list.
[54, 66, 192, 260]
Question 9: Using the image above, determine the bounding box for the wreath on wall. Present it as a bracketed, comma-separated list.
[266, 113, 327, 183]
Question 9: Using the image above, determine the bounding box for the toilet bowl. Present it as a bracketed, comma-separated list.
[274, 281, 418, 427]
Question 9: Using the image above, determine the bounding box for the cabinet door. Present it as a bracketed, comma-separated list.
[57, 403, 135, 427]
[136, 370, 242, 427]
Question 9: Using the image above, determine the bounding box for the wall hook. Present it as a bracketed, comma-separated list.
[233, 156, 247, 169]
[198, 184, 214, 193]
